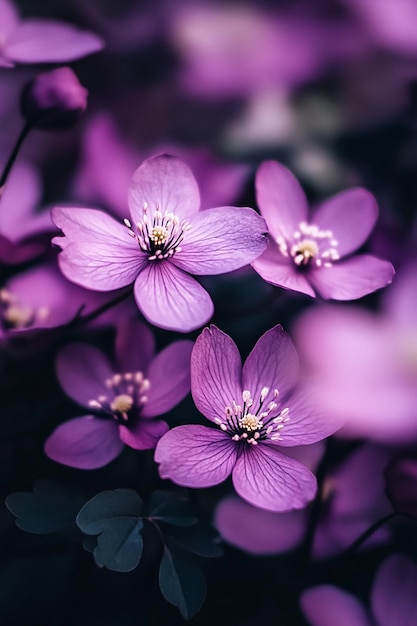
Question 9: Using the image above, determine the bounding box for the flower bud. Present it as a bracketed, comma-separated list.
[20, 67, 88, 130]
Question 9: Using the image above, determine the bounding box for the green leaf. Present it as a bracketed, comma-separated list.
[159, 547, 207, 620]
[146, 491, 197, 526]
[76, 489, 144, 572]
[5, 480, 85, 534]
[166, 524, 223, 558]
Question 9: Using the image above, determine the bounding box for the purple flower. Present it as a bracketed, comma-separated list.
[252, 160, 395, 300]
[0, 0, 103, 68]
[44, 318, 193, 469]
[52, 154, 267, 332]
[155, 325, 339, 512]
[301, 553, 417, 626]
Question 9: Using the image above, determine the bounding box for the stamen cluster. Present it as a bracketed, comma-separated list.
[277, 221, 340, 268]
[124, 202, 192, 261]
[88, 371, 150, 424]
[0, 289, 49, 329]
[214, 387, 290, 445]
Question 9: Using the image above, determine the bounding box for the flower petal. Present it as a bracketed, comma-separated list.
[56, 343, 114, 407]
[44, 416, 123, 470]
[215, 495, 306, 555]
[309, 255, 395, 300]
[154, 425, 238, 487]
[52, 206, 136, 247]
[371, 554, 417, 626]
[311, 188, 378, 258]
[301, 586, 370, 626]
[232, 444, 317, 511]
[0, 0, 19, 37]
[143, 341, 193, 417]
[56, 241, 145, 291]
[128, 154, 200, 224]
[191, 325, 242, 424]
[6, 20, 104, 64]
[119, 419, 169, 451]
[255, 160, 309, 241]
[133, 262, 213, 332]
[252, 241, 316, 297]
[242, 324, 299, 405]
[172, 207, 267, 275]
[115, 317, 155, 374]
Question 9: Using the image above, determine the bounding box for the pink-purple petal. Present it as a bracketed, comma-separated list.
[0, 0, 19, 36]
[44, 416, 123, 470]
[6, 20, 104, 64]
[232, 445, 317, 511]
[115, 317, 155, 374]
[56, 343, 114, 407]
[133, 262, 213, 332]
[128, 154, 200, 224]
[57, 241, 145, 291]
[191, 325, 242, 424]
[371, 554, 417, 626]
[119, 419, 169, 451]
[154, 425, 238, 488]
[172, 207, 267, 275]
[311, 188, 378, 258]
[301, 586, 371, 626]
[309, 255, 395, 300]
[52, 206, 136, 247]
[242, 324, 299, 404]
[255, 160, 309, 241]
[143, 341, 192, 417]
[252, 241, 316, 297]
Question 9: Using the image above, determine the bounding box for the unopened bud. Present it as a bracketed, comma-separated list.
[20, 67, 88, 130]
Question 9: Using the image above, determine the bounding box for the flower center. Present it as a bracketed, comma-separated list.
[277, 221, 339, 268]
[0, 289, 49, 330]
[88, 371, 150, 425]
[215, 387, 290, 445]
[124, 202, 192, 261]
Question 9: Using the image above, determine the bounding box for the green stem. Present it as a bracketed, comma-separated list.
[0, 121, 32, 194]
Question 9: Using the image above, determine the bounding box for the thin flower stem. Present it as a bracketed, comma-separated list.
[0, 121, 32, 194]
[344, 511, 398, 557]
[73, 288, 132, 326]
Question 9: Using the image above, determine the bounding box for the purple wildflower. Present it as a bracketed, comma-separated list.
[301, 553, 417, 626]
[0, 0, 103, 68]
[252, 160, 395, 300]
[44, 318, 192, 469]
[52, 154, 267, 332]
[155, 325, 339, 512]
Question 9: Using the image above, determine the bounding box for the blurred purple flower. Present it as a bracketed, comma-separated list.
[252, 161, 394, 300]
[301, 553, 417, 626]
[52, 154, 267, 332]
[155, 325, 339, 512]
[45, 318, 192, 469]
[0, 0, 104, 68]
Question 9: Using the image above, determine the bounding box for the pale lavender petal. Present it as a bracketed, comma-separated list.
[191, 325, 242, 424]
[301, 586, 371, 626]
[0, 0, 19, 36]
[309, 255, 395, 300]
[242, 324, 299, 404]
[143, 341, 193, 417]
[119, 419, 168, 450]
[52, 206, 137, 247]
[172, 207, 267, 275]
[128, 154, 200, 224]
[56, 343, 113, 407]
[115, 317, 155, 374]
[252, 241, 316, 297]
[255, 160, 308, 241]
[383, 259, 417, 328]
[57, 241, 145, 291]
[311, 189, 378, 258]
[44, 416, 123, 470]
[371, 554, 417, 626]
[232, 445, 317, 511]
[284, 442, 325, 473]
[215, 495, 306, 555]
[6, 20, 104, 63]
[155, 425, 238, 487]
[133, 262, 213, 332]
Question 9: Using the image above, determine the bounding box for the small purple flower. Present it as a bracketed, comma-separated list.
[252, 160, 395, 300]
[155, 324, 339, 512]
[44, 318, 193, 469]
[52, 154, 267, 332]
[0, 0, 104, 68]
